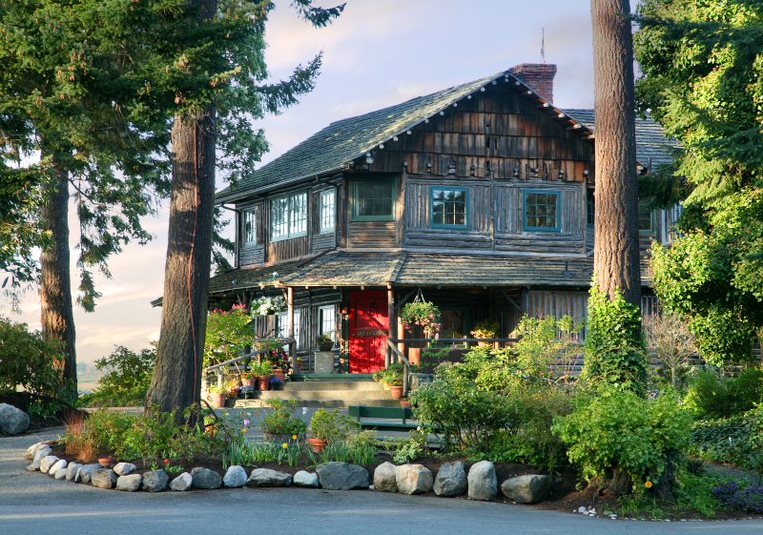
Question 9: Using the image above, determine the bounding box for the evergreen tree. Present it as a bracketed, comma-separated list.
[635, 0, 763, 364]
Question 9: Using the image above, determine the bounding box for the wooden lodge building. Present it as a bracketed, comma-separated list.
[210, 63, 679, 374]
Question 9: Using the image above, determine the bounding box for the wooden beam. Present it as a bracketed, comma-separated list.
[499, 289, 522, 313]
[287, 286, 295, 360]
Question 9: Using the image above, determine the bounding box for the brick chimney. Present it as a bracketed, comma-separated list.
[508, 63, 557, 104]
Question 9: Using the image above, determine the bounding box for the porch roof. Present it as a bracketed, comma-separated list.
[206, 251, 652, 297]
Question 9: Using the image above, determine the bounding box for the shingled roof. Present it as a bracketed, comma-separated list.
[216, 69, 591, 203]
[565, 109, 679, 170]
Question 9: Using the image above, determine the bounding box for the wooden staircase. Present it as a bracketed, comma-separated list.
[233, 375, 402, 408]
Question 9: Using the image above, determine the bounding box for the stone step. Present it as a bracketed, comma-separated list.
[260, 388, 397, 403]
[233, 397, 402, 409]
[285, 381, 386, 392]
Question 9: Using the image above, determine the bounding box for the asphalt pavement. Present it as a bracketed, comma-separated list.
[1, 428, 762, 535]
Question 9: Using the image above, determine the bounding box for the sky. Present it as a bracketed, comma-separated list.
[0, 0, 599, 366]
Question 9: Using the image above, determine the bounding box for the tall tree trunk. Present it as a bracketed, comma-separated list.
[146, 108, 216, 417]
[591, 0, 641, 306]
[40, 155, 77, 393]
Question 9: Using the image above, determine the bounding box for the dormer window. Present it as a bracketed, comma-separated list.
[271, 191, 307, 241]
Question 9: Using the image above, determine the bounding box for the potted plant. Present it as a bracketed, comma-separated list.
[241, 371, 256, 388]
[382, 364, 405, 400]
[261, 399, 307, 443]
[207, 385, 228, 408]
[317, 333, 334, 352]
[250, 361, 273, 391]
[400, 301, 442, 338]
[471, 320, 500, 347]
[308, 408, 359, 453]
[227, 378, 241, 399]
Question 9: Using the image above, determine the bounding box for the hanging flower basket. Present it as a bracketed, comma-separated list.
[400, 300, 442, 338]
[251, 295, 286, 316]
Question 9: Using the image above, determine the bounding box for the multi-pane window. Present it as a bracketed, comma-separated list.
[271, 192, 307, 241]
[319, 189, 335, 233]
[523, 190, 561, 231]
[431, 187, 467, 228]
[276, 309, 302, 346]
[639, 199, 655, 233]
[318, 304, 337, 340]
[243, 208, 257, 244]
[352, 178, 395, 220]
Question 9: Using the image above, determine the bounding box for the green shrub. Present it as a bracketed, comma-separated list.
[390, 429, 428, 464]
[553, 387, 692, 491]
[204, 305, 253, 368]
[0, 316, 65, 397]
[309, 407, 359, 441]
[684, 368, 763, 419]
[262, 399, 308, 437]
[690, 404, 763, 473]
[79, 346, 155, 407]
[582, 286, 647, 395]
[346, 430, 377, 465]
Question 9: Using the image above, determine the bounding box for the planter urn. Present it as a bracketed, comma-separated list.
[389, 385, 404, 400]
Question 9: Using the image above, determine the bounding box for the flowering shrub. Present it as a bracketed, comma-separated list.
[400, 301, 441, 337]
[251, 295, 286, 316]
[712, 481, 763, 514]
[204, 304, 252, 368]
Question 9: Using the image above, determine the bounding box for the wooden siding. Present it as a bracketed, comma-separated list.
[238, 203, 265, 267]
[346, 175, 402, 249]
[366, 88, 593, 183]
[311, 186, 337, 252]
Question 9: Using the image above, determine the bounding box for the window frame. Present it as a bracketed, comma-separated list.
[430, 186, 469, 230]
[351, 177, 397, 222]
[318, 189, 336, 234]
[270, 191, 308, 242]
[276, 309, 302, 346]
[243, 207, 257, 245]
[522, 189, 562, 233]
[638, 198, 657, 235]
[318, 304, 337, 341]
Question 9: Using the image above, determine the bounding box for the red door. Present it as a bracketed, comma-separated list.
[349, 290, 389, 373]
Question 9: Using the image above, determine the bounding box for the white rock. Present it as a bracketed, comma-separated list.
[116, 474, 143, 492]
[25, 442, 46, 460]
[293, 470, 319, 488]
[48, 459, 67, 476]
[578, 506, 588, 514]
[113, 462, 136, 476]
[467, 461, 497, 501]
[373, 462, 398, 493]
[395, 464, 433, 495]
[223, 465, 248, 488]
[39, 455, 60, 474]
[66, 463, 82, 481]
[54, 467, 68, 480]
[27, 446, 53, 471]
[169, 472, 192, 491]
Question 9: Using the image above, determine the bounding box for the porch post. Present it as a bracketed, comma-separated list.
[287, 286, 295, 361]
[387, 285, 396, 368]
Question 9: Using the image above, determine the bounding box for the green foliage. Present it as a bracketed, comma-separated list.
[262, 399, 307, 437]
[204, 305, 253, 368]
[690, 404, 763, 473]
[400, 301, 442, 336]
[684, 368, 763, 419]
[79, 346, 155, 407]
[509, 315, 583, 386]
[582, 286, 647, 395]
[0, 316, 65, 397]
[553, 388, 692, 489]
[309, 407, 359, 442]
[390, 430, 428, 465]
[635, 1, 763, 355]
[379, 362, 404, 387]
[470, 320, 500, 339]
[346, 430, 378, 465]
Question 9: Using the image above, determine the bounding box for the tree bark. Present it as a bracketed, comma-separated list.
[147, 108, 216, 418]
[39, 155, 77, 392]
[591, 0, 642, 306]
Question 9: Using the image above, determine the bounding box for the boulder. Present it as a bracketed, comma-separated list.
[0, 403, 30, 435]
[77, 464, 101, 484]
[373, 462, 398, 493]
[468, 461, 497, 501]
[142, 470, 169, 492]
[54, 467, 68, 480]
[293, 470, 319, 488]
[434, 461, 467, 497]
[48, 458, 67, 476]
[169, 472, 193, 492]
[191, 467, 222, 489]
[500, 474, 553, 504]
[113, 462, 137, 476]
[26, 445, 52, 471]
[91, 468, 117, 489]
[116, 474, 143, 492]
[223, 465, 248, 488]
[395, 464, 433, 495]
[315, 462, 369, 490]
[65, 462, 82, 481]
[39, 456, 60, 474]
[247, 468, 293, 487]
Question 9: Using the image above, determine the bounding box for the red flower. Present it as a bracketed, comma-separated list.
[163, 458, 170, 465]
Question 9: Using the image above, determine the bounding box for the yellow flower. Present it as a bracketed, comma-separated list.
[645, 480, 653, 489]
[242, 427, 249, 434]
[292, 434, 298, 440]
[282, 442, 289, 449]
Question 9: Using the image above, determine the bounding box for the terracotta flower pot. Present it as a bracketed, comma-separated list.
[272, 368, 286, 381]
[242, 377, 256, 388]
[98, 455, 116, 468]
[389, 385, 404, 400]
[400, 399, 411, 408]
[208, 391, 227, 408]
[308, 438, 328, 453]
[258, 375, 272, 391]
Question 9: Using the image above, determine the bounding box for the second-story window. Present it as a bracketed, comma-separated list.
[243, 208, 257, 244]
[352, 177, 396, 221]
[523, 190, 561, 232]
[319, 189, 335, 233]
[271, 191, 307, 241]
[639, 199, 655, 233]
[431, 187, 467, 228]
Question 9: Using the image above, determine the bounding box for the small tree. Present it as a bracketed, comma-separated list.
[643, 312, 698, 387]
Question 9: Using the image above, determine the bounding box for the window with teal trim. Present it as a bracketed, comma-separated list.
[523, 190, 561, 231]
[352, 178, 396, 221]
[431, 187, 467, 228]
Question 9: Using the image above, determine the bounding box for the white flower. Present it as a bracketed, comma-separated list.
[301, 407, 308, 415]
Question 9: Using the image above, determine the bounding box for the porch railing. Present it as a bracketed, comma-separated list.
[202, 337, 296, 390]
